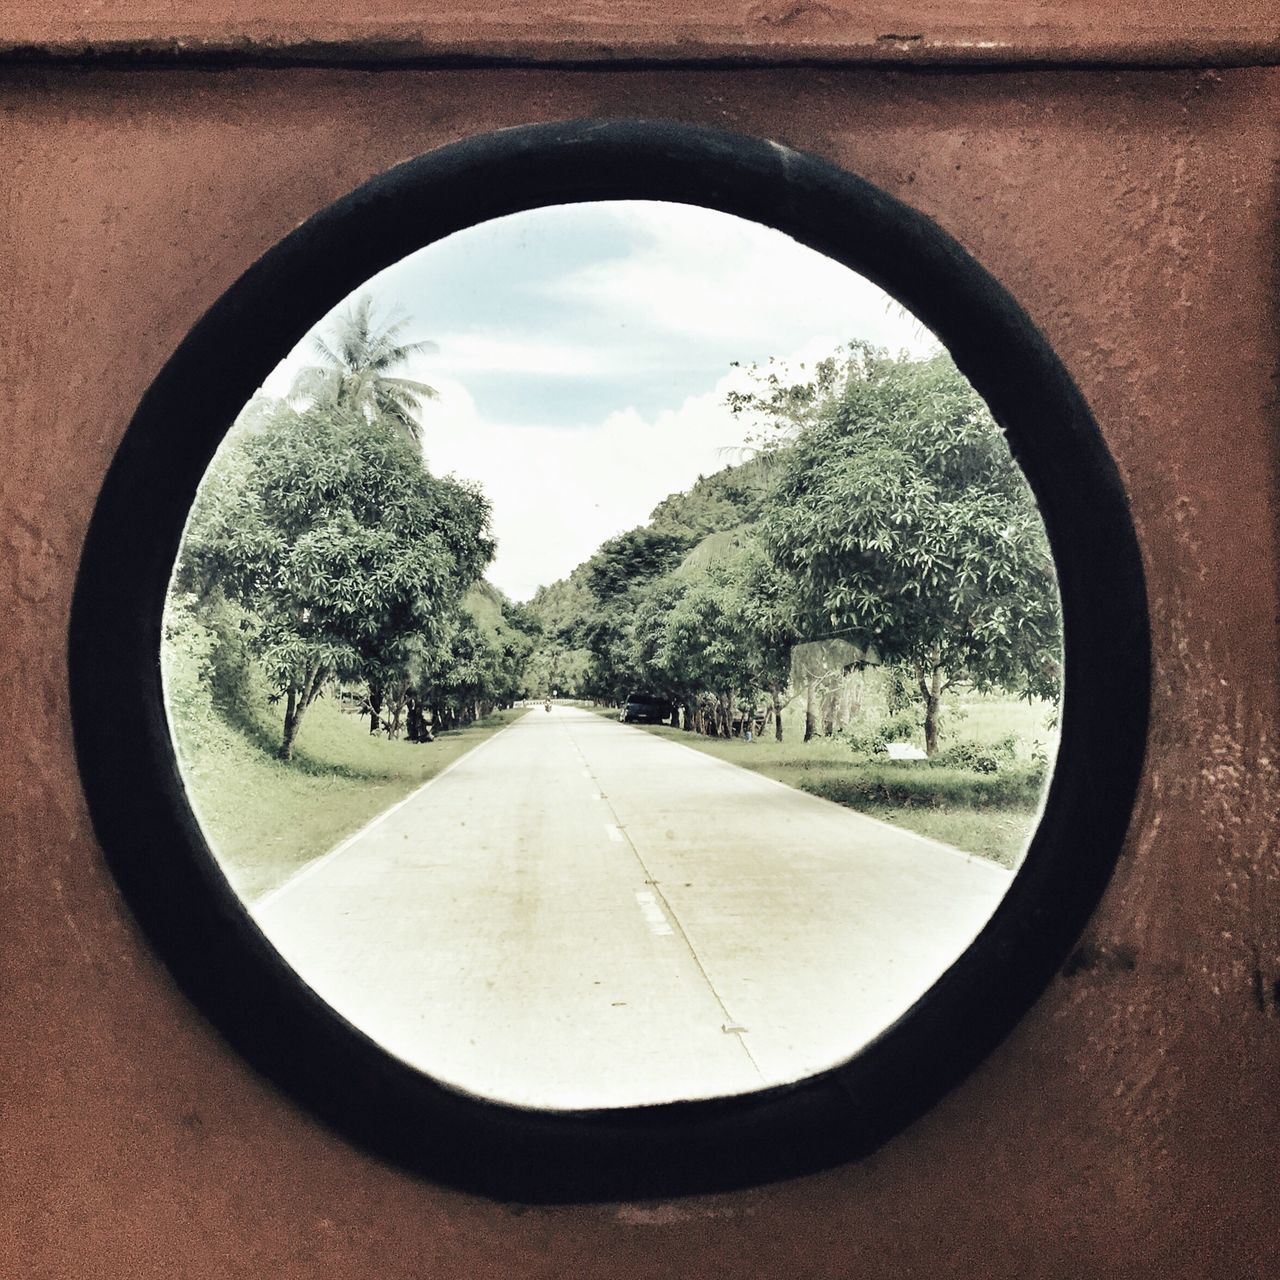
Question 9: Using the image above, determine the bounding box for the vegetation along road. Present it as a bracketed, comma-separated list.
[165, 297, 1061, 1103]
[254, 705, 1012, 1110]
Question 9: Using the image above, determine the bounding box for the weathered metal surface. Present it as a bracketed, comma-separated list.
[2, 62, 1278, 1278]
[0, 2, 1279, 67]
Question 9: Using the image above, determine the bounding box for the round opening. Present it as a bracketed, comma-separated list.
[166, 199, 1062, 1112]
[70, 121, 1148, 1202]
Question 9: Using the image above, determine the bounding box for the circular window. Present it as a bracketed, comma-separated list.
[70, 121, 1148, 1201]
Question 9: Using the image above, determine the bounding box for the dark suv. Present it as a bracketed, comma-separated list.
[619, 692, 673, 724]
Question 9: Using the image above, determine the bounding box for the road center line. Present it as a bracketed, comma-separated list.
[568, 714, 766, 1083]
[634, 889, 674, 936]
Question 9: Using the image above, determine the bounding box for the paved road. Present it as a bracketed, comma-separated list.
[252, 706, 1013, 1110]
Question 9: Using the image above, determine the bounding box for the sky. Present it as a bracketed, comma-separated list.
[259, 201, 939, 600]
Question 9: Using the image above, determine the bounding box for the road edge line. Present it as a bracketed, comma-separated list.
[252, 710, 533, 910]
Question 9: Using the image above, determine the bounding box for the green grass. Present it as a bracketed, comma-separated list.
[847, 806, 1039, 867]
[770, 692, 1054, 762]
[162, 616, 522, 900]
[942, 695, 1057, 758]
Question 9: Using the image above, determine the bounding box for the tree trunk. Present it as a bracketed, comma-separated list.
[772, 686, 784, 741]
[386, 683, 407, 739]
[281, 665, 326, 759]
[280, 684, 300, 760]
[406, 694, 433, 743]
[923, 691, 940, 756]
[917, 660, 944, 756]
[367, 681, 383, 734]
[302, 666, 326, 711]
[803, 676, 816, 742]
[821, 687, 837, 737]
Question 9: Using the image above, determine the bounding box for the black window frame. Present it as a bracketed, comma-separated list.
[68, 119, 1149, 1204]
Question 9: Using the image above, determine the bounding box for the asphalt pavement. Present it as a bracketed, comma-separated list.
[251, 705, 1014, 1110]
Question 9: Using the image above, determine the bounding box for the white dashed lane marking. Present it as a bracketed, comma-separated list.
[604, 823, 624, 843]
[635, 890, 674, 937]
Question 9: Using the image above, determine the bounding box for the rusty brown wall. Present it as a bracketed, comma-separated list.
[3, 53, 1279, 1280]
[3, 1, 1280, 64]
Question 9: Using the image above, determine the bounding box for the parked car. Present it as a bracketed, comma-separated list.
[619, 692, 673, 724]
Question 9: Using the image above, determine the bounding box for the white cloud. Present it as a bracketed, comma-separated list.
[417, 365, 770, 601]
[548, 201, 937, 356]
[250, 201, 945, 603]
[424, 332, 621, 378]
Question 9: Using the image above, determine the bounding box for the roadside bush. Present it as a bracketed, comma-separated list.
[840, 727, 882, 757]
[800, 761, 1047, 811]
[842, 711, 920, 757]
[880, 711, 919, 743]
[932, 734, 1018, 774]
[839, 732, 880, 757]
[201, 595, 259, 725]
[162, 595, 219, 749]
[162, 591, 278, 763]
[933, 740, 980, 770]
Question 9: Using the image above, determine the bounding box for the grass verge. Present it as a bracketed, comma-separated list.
[165, 635, 524, 900]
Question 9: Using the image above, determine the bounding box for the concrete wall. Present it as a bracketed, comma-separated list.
[3, 11, 1279, 1276]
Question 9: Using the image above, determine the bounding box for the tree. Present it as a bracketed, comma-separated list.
[756, 344, 1061, 755]
[288, 295, 439, 445]
[627, 576, 694, 723]
[732, 541, 801, 740]
[360, 479, 502, 737]
[390, 587, 542, 733]
[583, 527, 692, 599]
[617, 539, 790, 739]
[522, 639, 590, 700]
[574, 527, 693, 703]
[525, 569, 594, 698]
[648, 568, 757, 736]
[424, 613, 502, 730]
[177, 401, 493, 758]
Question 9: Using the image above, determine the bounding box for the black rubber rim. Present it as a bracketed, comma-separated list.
[68, 120, 1149, 1203]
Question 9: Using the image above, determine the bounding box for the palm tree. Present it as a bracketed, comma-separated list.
[289, 295, 439, 444]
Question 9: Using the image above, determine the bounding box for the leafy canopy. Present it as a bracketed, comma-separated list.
[178, 402, 493, 694]
[755, 343, 1061, 699]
